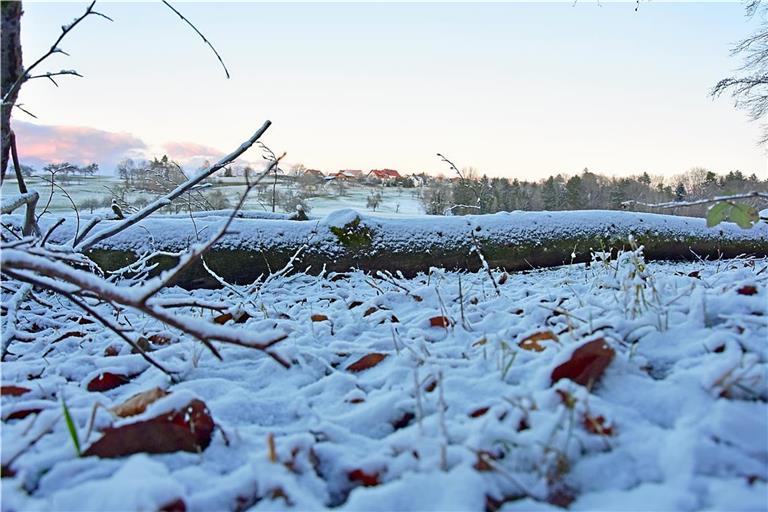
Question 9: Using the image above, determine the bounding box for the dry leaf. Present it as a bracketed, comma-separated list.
[519, 331, 558, 352]
[110, 387, 169, 417]
[429, 316, 450, 328]
[469, 406, 490, 418]
[0, 385, 30, 397]
[83, 399, 214, 458]
[737, 285, 758, 296]
[347, 468, 379, 487]
[583, 414, 615, 436]
[551, 338, 615, 387]
[346, 353, 387, 373]
[311, 314, 329, 322]
[87, 372, 131, 392]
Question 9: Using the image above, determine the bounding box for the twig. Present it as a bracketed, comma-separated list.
[161, 1, 230, 79]
[622, 191, 768, 209]
[76, 121, 272, 251]
[1, 0, 112, 107]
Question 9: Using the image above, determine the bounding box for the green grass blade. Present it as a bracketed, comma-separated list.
[61, 395, 81, 457]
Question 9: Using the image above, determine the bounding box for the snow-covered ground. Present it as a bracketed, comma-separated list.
[1, 176, 426, 217]
[2, 248, 766, 511]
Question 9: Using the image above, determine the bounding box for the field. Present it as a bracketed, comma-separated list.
[0, 176, 425, 218]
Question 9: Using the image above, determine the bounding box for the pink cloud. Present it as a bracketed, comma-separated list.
[162, 141, 223, 161]
[13, 121, 147, 172]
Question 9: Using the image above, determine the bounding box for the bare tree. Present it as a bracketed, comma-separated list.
[712, 1, 768, 142]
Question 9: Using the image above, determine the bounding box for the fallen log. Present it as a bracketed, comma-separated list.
[6, 209, 768, 288]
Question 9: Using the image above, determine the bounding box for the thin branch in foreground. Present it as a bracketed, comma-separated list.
[75, 120, 272, 252]
[1, 0, 112, 107]
[621, 191, 768, 210]
[161, 0, 230, 79]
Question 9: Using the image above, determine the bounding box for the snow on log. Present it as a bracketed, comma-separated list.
[5, 208, 767, 288]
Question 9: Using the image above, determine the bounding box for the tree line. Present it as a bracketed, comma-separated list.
[420, 167, 767, 217]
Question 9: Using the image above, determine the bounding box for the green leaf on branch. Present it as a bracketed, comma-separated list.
[706, 202, 731, 228]
[729, 203, 759, 229]
[707, 201, 759, 229]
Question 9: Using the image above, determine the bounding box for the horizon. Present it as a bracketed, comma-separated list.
[13, 1, 768, 179]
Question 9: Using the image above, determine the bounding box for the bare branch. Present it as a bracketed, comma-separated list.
[75, 120, 272, 251]
[622, 191, 768, 209]
[161, 0, 230, 79]
[1, 1, 111, 106]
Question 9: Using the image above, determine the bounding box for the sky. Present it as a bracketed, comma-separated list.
[13, 1, 768, 179]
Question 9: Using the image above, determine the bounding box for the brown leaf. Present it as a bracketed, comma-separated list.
[0, 385, 31, 397]
[87, 372, 131, 392]
[213, 311, 250, 324]
[103, 345, 120, 357]
[131, 337, 152, 354]
[391, 411, 415, 430]
[347, 468, 379, 487]
[497, 272, 509, 285]
[737, 285, 758, 296]
[469, 406, 490, 418]
[311, 314, 329, 322]
[429, 316, 450, 328]
[83, 399, 215, 458]
[363, 307, 378, 317]
[77, 317, 94, 325]
[159, 498, 186, 512]
[6, 409, 41, 420]
[583, 414, 615, 436]
[53, 331, 85, 343]
[110, 387, 169, 417]
[346, 353, 387, 373]
[551, 338, 615, 387]
[348, 301, 363, 309]
[518, 331, 558, 352]
[148, 334, 172, 345]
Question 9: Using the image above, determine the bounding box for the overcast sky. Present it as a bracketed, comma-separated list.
[14, 1, 768, 179]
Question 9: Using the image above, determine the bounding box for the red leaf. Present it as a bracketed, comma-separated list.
[551, 338, 615, 387]
[583, 414, 615, 436]
[469, 406, 490, 418]
[737, 285, 758, 296]
[392, 411, 415, 430]
[429, 316, 450, 328]
[346, 353, 387, 373]
[87, 372, 131, 392]
[53, 331, 85, 342]
[347, 468, 379, 487]
[83, 399, 214, 458]
[0, 385, 31, 397]
[159, 498, 186, 512]
[6, 409, 41, 420]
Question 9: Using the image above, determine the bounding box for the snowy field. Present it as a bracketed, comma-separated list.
[2, 248, 766, 511]
[0, 176, 425, 217]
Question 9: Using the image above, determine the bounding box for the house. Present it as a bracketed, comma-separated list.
[367, 169, 401, 180]
[338, 169, 363, 178]
[304, 169, 324, 177]
[331, 170, 358, 180]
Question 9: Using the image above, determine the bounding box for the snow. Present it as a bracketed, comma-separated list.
[3, 208, 766, 260]
[1, 246, 767, 511]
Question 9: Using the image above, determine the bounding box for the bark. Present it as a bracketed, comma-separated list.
[1, 1, 23, 181]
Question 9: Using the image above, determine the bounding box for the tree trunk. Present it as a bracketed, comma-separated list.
[1, 0, 23, 181]
[70, 210, 768, 289]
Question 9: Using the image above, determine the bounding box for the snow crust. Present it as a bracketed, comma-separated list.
[1, 249, 767, 511]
